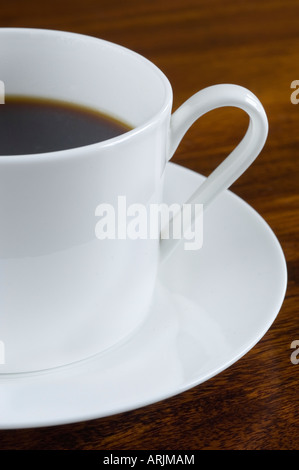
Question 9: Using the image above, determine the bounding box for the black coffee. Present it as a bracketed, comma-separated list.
[0, 96, 132, 155]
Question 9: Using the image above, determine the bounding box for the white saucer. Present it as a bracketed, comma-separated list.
[0, 163, 287, 429]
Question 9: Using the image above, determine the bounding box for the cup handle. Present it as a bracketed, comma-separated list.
[160, 84, 268, 262]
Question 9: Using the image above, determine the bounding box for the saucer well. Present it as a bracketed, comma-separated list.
[0, 163, 287, 429]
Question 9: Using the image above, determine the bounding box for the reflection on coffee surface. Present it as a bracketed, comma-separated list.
[0, 96, 132, 155]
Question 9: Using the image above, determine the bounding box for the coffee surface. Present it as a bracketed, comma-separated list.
[0, 97, 131, 155]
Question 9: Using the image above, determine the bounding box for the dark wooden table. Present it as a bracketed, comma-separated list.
[0, 0, 298, 450]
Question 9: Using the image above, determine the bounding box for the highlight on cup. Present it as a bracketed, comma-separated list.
[0, 341, 5, 365]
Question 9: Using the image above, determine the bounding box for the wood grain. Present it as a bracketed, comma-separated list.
[0, 0, 298, 450]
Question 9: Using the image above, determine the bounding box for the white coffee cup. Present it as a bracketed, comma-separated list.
[0, 28, 268, 373]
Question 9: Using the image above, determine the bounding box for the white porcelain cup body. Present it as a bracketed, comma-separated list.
[0, 29, 268, 373]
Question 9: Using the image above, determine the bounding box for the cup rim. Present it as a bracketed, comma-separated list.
[0, 27, 173, 162]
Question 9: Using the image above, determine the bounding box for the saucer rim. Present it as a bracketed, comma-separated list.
[0, 163, 288, 429]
